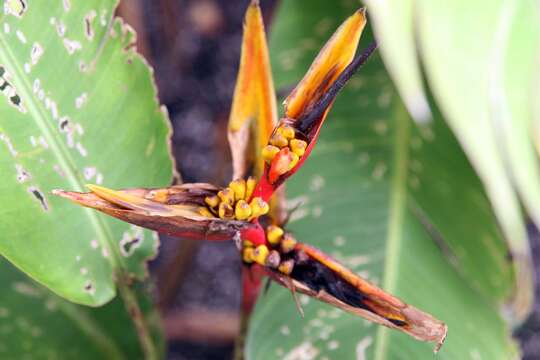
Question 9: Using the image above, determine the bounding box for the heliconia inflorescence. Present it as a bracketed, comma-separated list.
[53, 1, 447, 352]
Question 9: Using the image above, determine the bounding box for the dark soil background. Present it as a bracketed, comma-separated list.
[117, 0, 540, 359]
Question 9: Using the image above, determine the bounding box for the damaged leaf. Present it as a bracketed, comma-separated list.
[0, 1, 173, 307]
[366, 0, 538, 319]
[0, 257, 164, 359]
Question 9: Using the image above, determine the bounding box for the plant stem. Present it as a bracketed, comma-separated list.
[233, 309, 250, 360]
[117, 276, 158, 360]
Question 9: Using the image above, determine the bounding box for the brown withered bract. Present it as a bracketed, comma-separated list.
[264, 243, 447, 352]
[241, 224, 447, 352]
[52, 184, 255, 241]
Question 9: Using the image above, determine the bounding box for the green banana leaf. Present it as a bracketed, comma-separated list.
[0, 0, 173, 306]
[246, 1, 519, 358]
[0, 257, 163, 359]
[366, 0, 540, 320]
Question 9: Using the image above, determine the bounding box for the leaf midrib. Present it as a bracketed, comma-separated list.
[0, 13, 123, 295]
[374, 103, 411, 360]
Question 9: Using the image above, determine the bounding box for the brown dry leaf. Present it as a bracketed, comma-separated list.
[227, 0, 278, 180]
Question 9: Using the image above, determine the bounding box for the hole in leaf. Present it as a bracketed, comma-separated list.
[59, 117, 70, 131]
[0, 66, 26, 113]
[4, 0, 27, 18]
[120, 235, 141, 257]
[27, 186, 48, 211]
[10, 94, 20, 105]
[83, 281, 95, 295]
[84, 10, 96, 40]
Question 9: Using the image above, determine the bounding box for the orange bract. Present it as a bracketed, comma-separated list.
[228, 1, 277, 180]
[285, 9, 367, 120]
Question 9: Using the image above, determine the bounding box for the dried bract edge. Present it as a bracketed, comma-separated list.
[253, 237, 447, 351]
[52, 184, 255, 240]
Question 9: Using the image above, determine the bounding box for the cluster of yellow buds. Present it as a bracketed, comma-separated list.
[262, 124, 308, 182]
[199, 177, 269, 220]
[242, 225, 297, 275]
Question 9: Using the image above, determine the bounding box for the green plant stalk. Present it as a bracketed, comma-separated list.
[117, 272, 157, 360]
[374, 101, 410, 360]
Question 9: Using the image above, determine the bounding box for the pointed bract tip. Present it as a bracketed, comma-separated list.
[51, 189, 81, 201]
[51, 189, 75, 200]
[49, 188, 95, 207]
[85, 183, 102, 192]
[433, 325, 448, 353]
[246, 0, 260, 15]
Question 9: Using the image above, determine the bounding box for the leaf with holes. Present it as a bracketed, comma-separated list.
[0, 0, 173, 307]
[0, 257, 164, 359]
[246, 1, 519, 358]
[366, 0, 540, 319]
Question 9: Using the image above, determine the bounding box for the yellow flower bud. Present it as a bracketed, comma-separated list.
[217, 188, 235, 205]
[229, 179, 246, 200]
[198, 207, 215, 218]
[249, 197, 269, 219]
[245, 176, 256, 200]
[278, 124, 295, 140]
[266, 225, 284, 245]
[266, 250, 281, 268]
[252, 245, 269, 265]
[270, 133, 288, 148]
[262, 145, 280, 164]
[278, 259, 295, 275]
[204, 195, 220, 208]
[290, 139, 307, 157]
[218, 202, 234, 219]
[280, 233, 297, 253]
[287, 152, 299, 171]
[235, 200, 252, 220]
[242, 247, 254, 263]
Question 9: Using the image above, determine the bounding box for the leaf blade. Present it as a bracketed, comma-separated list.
[0, 1, 173, 305]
